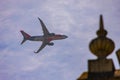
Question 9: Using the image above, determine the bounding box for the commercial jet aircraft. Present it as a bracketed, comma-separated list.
[20, 18, 68, 53]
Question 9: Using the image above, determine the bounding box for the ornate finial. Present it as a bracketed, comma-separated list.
[89, 15, 115, 59]
[96, 15, 107, 37]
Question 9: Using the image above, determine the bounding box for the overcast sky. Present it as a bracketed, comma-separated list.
[0, 0, 120, 80]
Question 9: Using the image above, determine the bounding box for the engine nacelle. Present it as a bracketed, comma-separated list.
[47, 42, 54, 46]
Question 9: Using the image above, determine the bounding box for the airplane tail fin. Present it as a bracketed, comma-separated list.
[20, 30, 31, 44]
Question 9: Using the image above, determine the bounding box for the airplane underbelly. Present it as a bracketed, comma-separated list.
[29, 37, 44, 41]
[47, 37, 59, 41]
[34, 38, 43, 41]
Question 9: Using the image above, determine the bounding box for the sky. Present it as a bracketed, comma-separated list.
[0, 0, 120, 80]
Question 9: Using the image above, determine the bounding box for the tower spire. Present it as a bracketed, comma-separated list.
[97, 15, 107, 37]
[100, 15, 104, 30]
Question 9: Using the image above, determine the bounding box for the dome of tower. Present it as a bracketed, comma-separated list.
[89, 37, 115, 58]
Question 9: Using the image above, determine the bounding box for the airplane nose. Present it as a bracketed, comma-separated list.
[64, 35, 68, 38]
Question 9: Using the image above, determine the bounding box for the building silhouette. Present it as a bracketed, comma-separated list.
[77, 15, 120, 80]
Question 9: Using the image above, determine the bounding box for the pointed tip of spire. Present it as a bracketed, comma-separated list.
[100, 14, 104, 30]
[100, 14, 102, 17]
[96, 14, 107, 37]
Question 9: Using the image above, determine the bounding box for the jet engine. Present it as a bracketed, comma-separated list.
[47, 42, 54, 46]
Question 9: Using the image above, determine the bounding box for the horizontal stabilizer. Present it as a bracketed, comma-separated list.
[20, 30, 31, 44]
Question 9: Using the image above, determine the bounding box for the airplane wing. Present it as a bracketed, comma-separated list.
[38, 17, 50, 36]
[34, 40, 48, 53]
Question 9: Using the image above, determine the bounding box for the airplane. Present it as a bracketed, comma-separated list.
[20, 17, 68, 53]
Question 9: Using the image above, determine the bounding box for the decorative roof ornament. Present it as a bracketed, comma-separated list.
[89, 15, 115, 59]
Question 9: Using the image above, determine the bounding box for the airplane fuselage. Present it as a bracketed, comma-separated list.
[29, 34, 67, 42]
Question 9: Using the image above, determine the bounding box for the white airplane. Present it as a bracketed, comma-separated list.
[20, 18, 68, 53]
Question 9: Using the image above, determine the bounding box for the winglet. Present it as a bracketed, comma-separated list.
[38, 17, 42, 22]
[38, 17, 44, 25]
